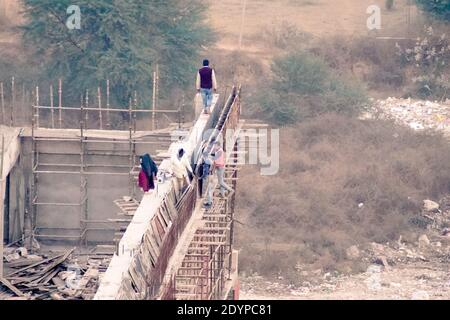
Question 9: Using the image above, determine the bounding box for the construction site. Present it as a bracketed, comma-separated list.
[0, 73, 248, 299]
[1, 0, 450, 303]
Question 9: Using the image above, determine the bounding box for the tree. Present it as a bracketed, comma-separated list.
[415, 0, 450, 21]
[21, 0, 214, 106]
[386, 0, 394, 11]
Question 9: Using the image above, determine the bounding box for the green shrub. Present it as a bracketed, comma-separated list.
[416, 0, 450, 21]
[259, 51, 368, 124]
[272, 52, 329, 95]
[397, 26, 450, 100]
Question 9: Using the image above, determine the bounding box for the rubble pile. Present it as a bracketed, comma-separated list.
[1, 247, 111, 300]
[373, 98, 450, 136]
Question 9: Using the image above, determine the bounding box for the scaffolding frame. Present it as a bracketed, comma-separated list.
[28, 84, 179, 249]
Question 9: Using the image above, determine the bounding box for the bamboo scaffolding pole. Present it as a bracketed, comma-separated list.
[106, 79, 111, 129]
[0, 82, 4, 125]
[32, 170, 131, 176]
[152, 69, 157, 130]
[98, 87, 103, 130]
[0, 135, 4, 279]
[85, 89, 89, 124]
[33, 105, 178, 113]
[156, 64, 159, 130]
[35, 86, 39, 128]
[31, 137, 165, 144]
[133, 90, 137, 133]
[21, 83, 25, 127]
[128, 97, 133, 197]
[11, 76, 15, 127]
[29, 96, 36, 251]
[50, 84, 55, 128]
[80, 105, 88, 247]
[58, 79, 62, 128]
[0, 82, 5, 126]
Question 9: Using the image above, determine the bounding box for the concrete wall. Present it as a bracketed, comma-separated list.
[18, 133, 170, 245]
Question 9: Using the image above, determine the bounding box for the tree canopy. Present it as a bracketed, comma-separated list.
[22, 0, 214, 105]
[415, 0, 450, 21]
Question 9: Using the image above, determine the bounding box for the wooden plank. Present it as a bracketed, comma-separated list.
[159, 206, 171, 227]
[0, 278, 25, 297]
[143, 234, 158, 267]
[39, 248, 75, 275]
[6, 253, 65, 277]
[156, 214, 168, 234]
[5, 257, 44, 268]
[150, 219, 163, 247]
[163, 200, 176, 221]
[29, 268, 60, 286]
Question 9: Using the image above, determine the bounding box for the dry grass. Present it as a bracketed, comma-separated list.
[236, 114, 450, 281]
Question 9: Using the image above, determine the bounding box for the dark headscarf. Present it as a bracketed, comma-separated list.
[140, 154, 158, 179]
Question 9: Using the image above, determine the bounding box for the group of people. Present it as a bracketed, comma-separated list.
[138, 59, 231, 209]
[138, 148, 193, 194]
[138, 137, 233, 210]
[196, 137, 234, 208]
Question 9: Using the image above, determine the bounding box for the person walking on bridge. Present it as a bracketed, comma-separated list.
[196, 59, 218, 114]
[211, 138, 233, 198]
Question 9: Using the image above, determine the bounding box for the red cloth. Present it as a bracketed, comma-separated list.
[138, 169, 150, 192]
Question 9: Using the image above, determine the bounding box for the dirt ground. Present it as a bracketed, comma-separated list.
[209, 0, 421, 52]
[240, 261, 450, 300]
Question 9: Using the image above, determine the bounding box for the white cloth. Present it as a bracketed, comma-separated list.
[170, 153, 193, 179]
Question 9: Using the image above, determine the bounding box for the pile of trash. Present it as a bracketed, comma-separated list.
[372, 98, 450, 136]
[1, 247, 110, 300]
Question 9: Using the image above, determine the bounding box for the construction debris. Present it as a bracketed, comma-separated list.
[1, 247, 110, 300]
[373, 98, 450, 136]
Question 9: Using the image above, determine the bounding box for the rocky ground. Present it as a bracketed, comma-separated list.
[240, 198, 450, 300]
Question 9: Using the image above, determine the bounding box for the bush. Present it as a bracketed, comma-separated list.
[236, 114, 450, 278]
[416, 0, 450, 21]
[397, 26, 450, 99]
[259, 51, 368, 124]
[272, 52, 329, 95]
[310, 36, 406, 89]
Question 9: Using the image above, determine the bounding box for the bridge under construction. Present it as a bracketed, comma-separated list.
[0, 84, 245, 300]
